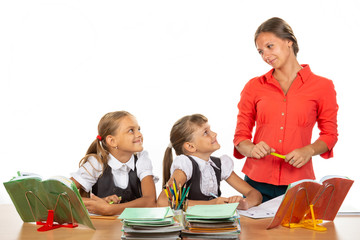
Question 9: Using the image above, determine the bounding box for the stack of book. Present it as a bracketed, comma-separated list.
[119, 207, 184, 240]
[181, 203, 241, 239]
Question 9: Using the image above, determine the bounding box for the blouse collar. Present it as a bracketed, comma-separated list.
[108, 153, 135, 171]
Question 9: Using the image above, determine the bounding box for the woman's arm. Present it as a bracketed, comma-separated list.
[225, 171, 262, 209]
[83, 175, 156, 215]
[285, 139, 329, 168]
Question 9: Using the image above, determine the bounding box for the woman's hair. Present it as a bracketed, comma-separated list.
[162, 114, 208, 186]
[79, 111, 132, 171]
[254, 17, 299, 57]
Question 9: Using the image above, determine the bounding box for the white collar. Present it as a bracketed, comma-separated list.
[190, 155, 220, 170]
[108, 153, 135, 171]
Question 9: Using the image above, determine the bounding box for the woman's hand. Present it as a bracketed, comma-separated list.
[285, 145, 315, 168]
[250, 141, 275, 159]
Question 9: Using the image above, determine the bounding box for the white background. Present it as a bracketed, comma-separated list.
[1, 1, 359, 212]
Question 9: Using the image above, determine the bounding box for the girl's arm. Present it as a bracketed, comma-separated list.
[83, 175, 156, 215]
[157, 169, 229, 207]
[157, 169, 187, 207]
[225, 171, 262, 209]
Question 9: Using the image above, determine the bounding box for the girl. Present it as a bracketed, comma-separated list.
[71, 111, 157, 215]
[233, 17, 338, 202]
[157, 114, 262, 210]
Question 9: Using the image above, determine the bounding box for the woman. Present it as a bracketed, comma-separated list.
[233, 17, 338, 202]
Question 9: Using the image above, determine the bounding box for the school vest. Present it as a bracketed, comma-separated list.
[92, 155, 142, 202]
[185, 155, 222, 200]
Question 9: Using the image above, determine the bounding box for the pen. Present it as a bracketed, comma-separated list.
[209, 192, 218, 198]
[271, 152, 286, 159]
[109, 196, 122, 204]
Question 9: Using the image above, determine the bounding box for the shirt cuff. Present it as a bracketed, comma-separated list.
[317, 135, 337, 159]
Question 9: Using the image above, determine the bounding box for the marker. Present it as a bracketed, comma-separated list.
[109, 196, 122, 204]
[271, 152, 286, 159]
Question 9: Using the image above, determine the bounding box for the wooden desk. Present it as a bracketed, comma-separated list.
[1, 204, 359, 240]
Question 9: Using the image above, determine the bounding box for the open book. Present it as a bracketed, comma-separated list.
[267, 175, 354, 230]
[3, 172, 95, 230]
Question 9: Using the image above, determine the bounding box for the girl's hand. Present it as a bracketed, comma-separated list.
[285, 146, 315, 168]
[228, 195, 249, 210]
[210, 197, 229, 205]
[250, 141, 275, 159]
[83, 194, 112, 215]
[104, 194, 121, 204]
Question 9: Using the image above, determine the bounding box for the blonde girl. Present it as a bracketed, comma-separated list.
[71, 111, 156, 215]
[157, 114, 262, 210]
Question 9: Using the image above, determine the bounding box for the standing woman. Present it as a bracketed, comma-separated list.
[233, 17, 338, 202]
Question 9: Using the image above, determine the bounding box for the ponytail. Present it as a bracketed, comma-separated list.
[78, 111, 132, 170]
[162, 146, 173, 186]
[78, 138, 110, 170]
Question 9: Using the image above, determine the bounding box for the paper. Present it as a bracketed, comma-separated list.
[237, 195, 283, 219]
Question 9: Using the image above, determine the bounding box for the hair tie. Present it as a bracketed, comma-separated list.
[96, 135, 102, 141]
[168, 142, 172, 148]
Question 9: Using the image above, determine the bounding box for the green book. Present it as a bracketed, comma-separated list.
[185, 203, 239, 219]
[3, 172, 95, 230]
[119, 206, 174, 220]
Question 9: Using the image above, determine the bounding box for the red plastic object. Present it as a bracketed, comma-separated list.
[36, 210, 78, 232]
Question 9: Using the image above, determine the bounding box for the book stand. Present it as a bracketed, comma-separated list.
[25, 191, 78, 232]
[282, 184, 335, 232]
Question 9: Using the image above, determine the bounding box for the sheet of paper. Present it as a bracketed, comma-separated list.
[237, 194, 283, 219]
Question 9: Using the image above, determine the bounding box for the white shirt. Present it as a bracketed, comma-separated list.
[170, 154, 234, 197]
[71, 151, 155, 192]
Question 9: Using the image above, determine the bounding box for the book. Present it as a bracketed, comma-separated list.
[119, 207, 183, 239]
[182, 203, 241, 239]
[267, 175, 354, 230]
[3, 171, 95, 230]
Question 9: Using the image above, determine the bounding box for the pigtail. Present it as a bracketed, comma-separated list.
[79, 138, 110, 170]
[162, 146, 174, 186]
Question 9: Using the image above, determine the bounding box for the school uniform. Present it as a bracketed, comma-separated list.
[170, 154, 233, 200]
[71, 151, 154, 202]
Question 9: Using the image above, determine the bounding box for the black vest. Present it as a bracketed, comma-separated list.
[185, 155, 222, 200]
[92, 155, 142, 202]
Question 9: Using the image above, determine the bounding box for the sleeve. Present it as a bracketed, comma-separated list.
[136, 151, 155, 181]
[170, 155, 193, 182]
[219, 155, 234, 180]
[233, 79, 257, 159]
[70, 156, 102, 192]
[316, 79, 339, 158]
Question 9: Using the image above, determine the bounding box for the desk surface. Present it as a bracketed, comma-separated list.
[1, 204, 359, 240]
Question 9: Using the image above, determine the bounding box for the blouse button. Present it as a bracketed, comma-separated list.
[281, 112, 285, 116]
[280, 126, 284, 130]
[279, 140, 282, 143]
[283, 98, 286, 102]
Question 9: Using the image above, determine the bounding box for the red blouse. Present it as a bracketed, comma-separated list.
[233, 65, 338, 185]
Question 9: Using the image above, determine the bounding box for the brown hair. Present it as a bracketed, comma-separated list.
[254, 17, 299, 57]
[162, 114, 208, 186]
[79, 111, 132, 172]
